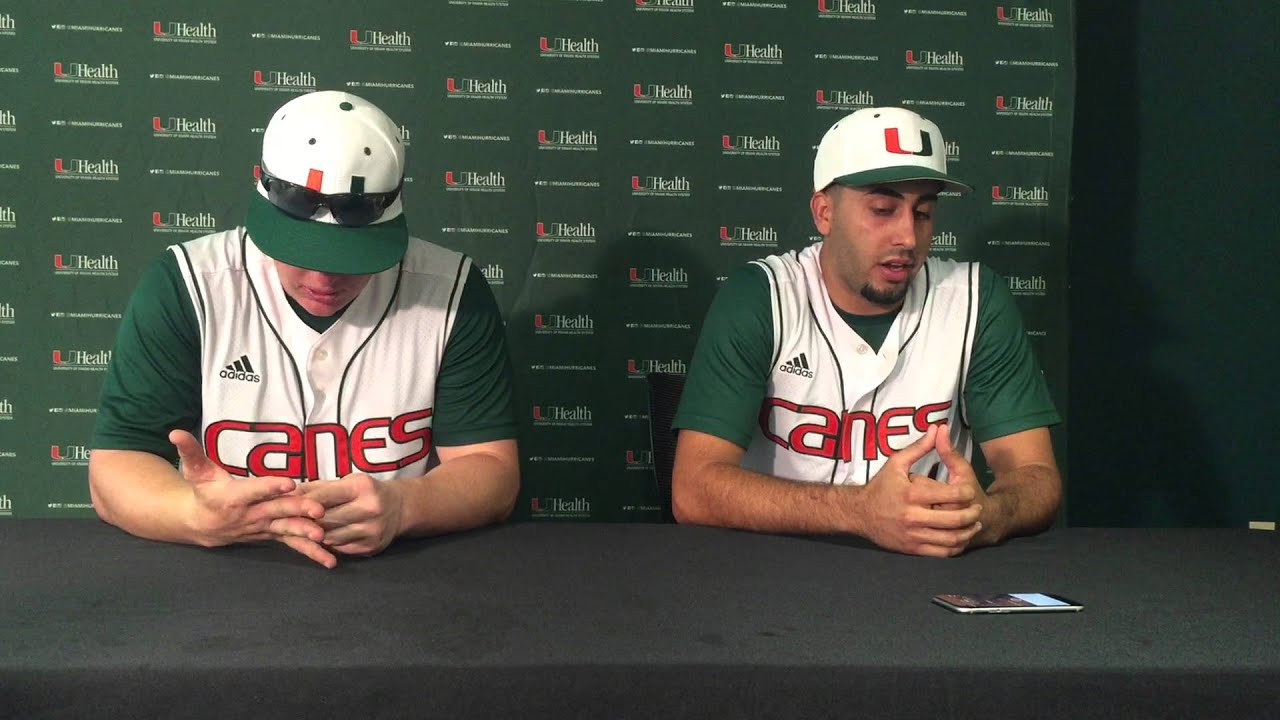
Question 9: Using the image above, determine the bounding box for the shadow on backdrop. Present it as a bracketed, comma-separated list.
[1067, 3, 1223, 526]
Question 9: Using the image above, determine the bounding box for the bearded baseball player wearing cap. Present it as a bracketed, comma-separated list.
[89, 91, 519, 568]
[671, 108, 1061, 557]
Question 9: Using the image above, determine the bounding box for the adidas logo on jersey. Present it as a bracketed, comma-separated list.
[219, 354, 261, 383]
[779, 353, 814, 378]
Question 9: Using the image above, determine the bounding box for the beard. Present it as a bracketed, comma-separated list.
[860, 280, 910, 307]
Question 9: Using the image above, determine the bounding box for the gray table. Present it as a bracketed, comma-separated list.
[2, 521, 1277, 718]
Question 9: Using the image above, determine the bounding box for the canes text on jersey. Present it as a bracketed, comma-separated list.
[760, 399, 952, 461]
[204, 408, 432, 480]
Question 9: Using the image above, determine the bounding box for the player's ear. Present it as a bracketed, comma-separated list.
[810, 190, 833, 235]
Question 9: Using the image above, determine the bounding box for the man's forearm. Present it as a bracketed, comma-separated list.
[89, 449, 199, 544]
[673, 460, 862, 536]
[973, 462, 1061, 546]
[393, 450, 519, 538]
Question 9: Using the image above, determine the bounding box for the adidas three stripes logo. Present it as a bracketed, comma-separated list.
[779, 352, 814, 378]
[218, 354, 262, 383]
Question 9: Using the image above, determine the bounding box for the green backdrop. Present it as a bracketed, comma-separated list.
[1068, 1, 1278, 529]
[0, 0, 1074, 521]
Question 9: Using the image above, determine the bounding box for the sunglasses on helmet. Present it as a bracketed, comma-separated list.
[258, 165, 403, 227]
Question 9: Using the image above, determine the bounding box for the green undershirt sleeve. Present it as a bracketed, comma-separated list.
[431, 264, 518, 447]
[964, 265, 1061, 442]
[91, 252, 201, 462]
[672, 265, 774, 450]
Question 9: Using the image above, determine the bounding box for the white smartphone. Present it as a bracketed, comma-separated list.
[932, 592, 1084, 614]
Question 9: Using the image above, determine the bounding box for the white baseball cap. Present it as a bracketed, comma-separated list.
[247, 90, 408, 274]
[812, 107, 971, 193]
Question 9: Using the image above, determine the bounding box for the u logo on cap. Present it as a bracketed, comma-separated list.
[884, 128, 934, 157]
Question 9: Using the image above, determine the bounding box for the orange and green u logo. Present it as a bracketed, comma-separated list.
[884, 128, 933, 156]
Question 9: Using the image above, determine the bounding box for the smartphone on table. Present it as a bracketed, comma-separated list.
[932, 592, 1084, 614]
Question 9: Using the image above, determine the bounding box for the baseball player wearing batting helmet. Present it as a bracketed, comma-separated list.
[671, 108, 1061, 557]
[90, 91, 519, 568]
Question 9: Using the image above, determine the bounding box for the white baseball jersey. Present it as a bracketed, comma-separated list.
[741, 243, 980, 485]
[172, 229, 468, 482]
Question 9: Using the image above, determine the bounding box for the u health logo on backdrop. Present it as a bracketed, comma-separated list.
[631, 175, 691, 197]
[997, 6, 1054, 27]
[444, 170, 506, 193]
[532, 405, 593, 427]
[627, 358, 687, 379]
[539, 36, 600, 59]
[719, 224, 779, 248]
[529, 496, 591, 518]
[722, 133, 780, 157]
[723, 43, 783, 65]
[629, 266, 689, 288]
[816, 88, 874, 111]
[905, 49, 964, 72]
[634, 0, 695, 12]
[0, 300, 13, 326]
[153, 211, 218, 234]
[537, 128, 597, 152]
[0, 398, 12, 420]
[480, 263, 506, 286]
[633, 82, 693, 106]
[153, 20, 217, 44]
[53, 253, 119, 277]
[534, 312, 595, 335]
[446, 76, 508, 100]
[398, 125, 411, 147]
[536, 221, 596, 244]
[53, 157, 119, 181]
[53, 62, 119, 86]
[0, 206, 15, 229]
[51, 444, 92, 467]
[152, 115, 217, 140]
[253, 69, 316, 93]
[625, 449, 655, 471]
[0, 108, 14, 133]
[991, 184, 1050, 207]
[350, 29, 412, 52]
[1006, 275, 1048, 297]
[996, 95, 1053, 117]
[931, 230, 959, 253]
[51, 349, 112, 372]
[0, 13, 13, 36]
[818, 0, 876, 20]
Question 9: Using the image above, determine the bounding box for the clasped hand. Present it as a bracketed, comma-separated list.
[169, 429, 403, 568]
[858, 424, 989, 557]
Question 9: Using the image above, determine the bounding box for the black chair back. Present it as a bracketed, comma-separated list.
[645, 372, 687, 523]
